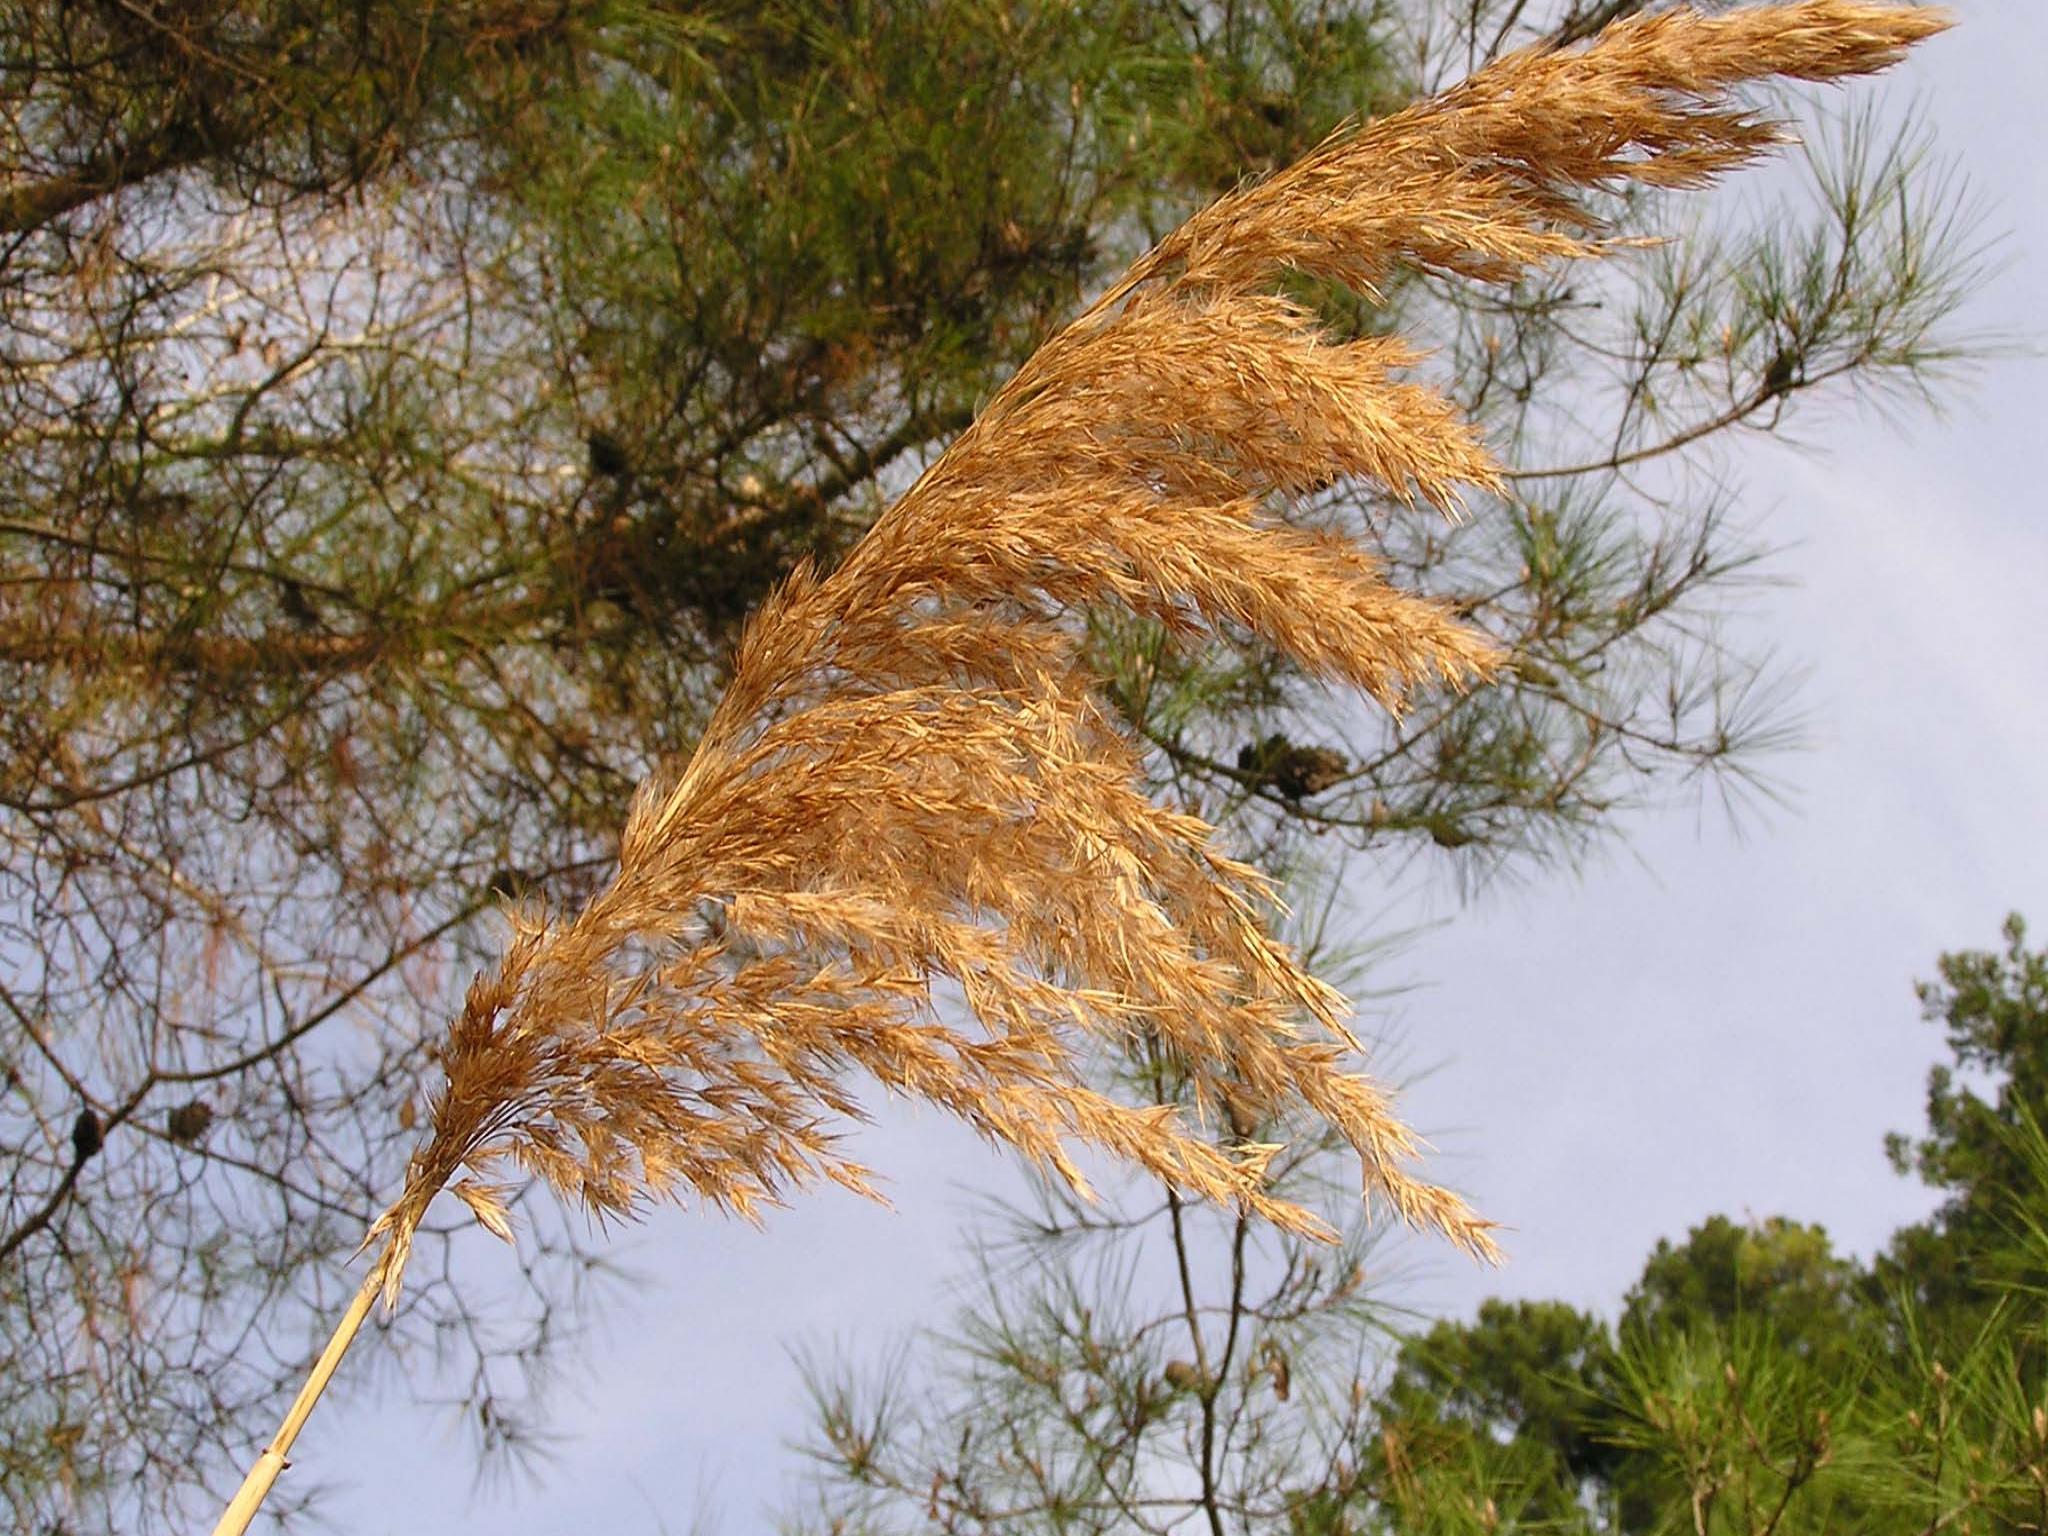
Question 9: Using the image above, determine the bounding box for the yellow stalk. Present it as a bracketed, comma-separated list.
[208, 1269, 380, 1536]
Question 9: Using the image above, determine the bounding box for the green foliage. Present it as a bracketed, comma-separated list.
[502, 0, 1406, 644]
[1374, 1299, 1621, 1524]
[1624, 1217, 1879, 1373]
[1602, 1314, 1856, 1536]
[1881, 915, 2048, 1335]
[1352, 921, 2048, 1536]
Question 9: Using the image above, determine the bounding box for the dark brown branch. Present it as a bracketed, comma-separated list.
[0, 1154, 88, 1266]
[0, 114, 238, 235]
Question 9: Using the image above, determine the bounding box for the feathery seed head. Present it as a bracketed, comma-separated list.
[367, 1, 1946, 1304]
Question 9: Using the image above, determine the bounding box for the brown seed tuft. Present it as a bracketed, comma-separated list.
[362, 1, 1947, 1307]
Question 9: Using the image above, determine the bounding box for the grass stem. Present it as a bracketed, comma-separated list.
[208, 1268, 381, 1536]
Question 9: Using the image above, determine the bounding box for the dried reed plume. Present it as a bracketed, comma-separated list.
[213, 5, 1947, 1529]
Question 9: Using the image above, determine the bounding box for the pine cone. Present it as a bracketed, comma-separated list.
[1236, 733, 1349, 801]
[166, 1100, 214, 1145]
[71, 1107, 102, 1164]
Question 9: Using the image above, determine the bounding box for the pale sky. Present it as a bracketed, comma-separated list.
[314, 6, 2048, 1531]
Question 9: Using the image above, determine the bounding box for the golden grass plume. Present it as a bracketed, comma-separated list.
[361, 0, 1948, 1299]
[205, 13, 1950, 1528]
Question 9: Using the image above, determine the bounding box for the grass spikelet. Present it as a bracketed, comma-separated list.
[360, 0, 1949, 1299]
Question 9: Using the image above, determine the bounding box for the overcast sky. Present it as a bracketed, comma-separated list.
[313, 6, 2047, 1531]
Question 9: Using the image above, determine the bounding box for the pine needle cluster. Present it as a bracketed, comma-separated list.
[363, 0, 1947, 1303]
